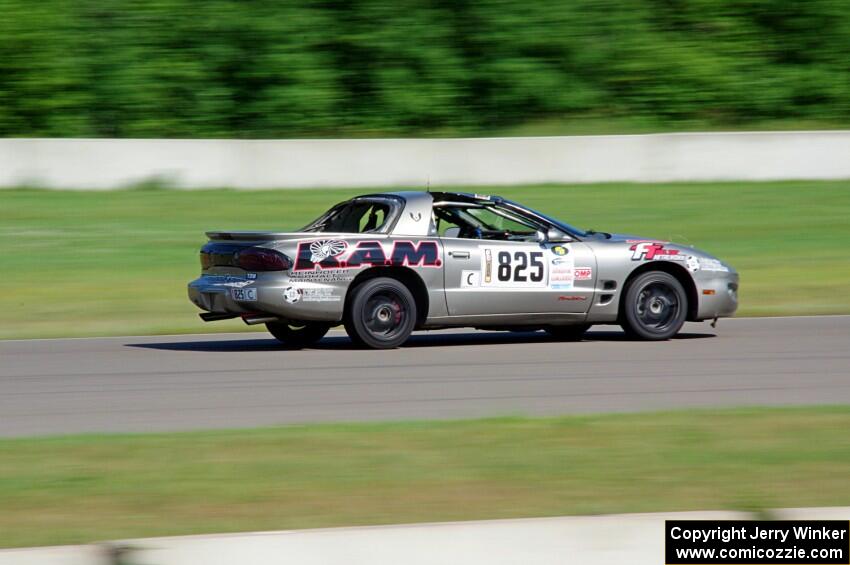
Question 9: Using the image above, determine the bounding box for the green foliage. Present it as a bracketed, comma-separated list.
[0, 0, 849, 137]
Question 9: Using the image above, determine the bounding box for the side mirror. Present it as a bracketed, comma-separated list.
[546, 228, 571, 243]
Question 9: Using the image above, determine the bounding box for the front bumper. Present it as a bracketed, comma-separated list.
[694, 269, 739, 320]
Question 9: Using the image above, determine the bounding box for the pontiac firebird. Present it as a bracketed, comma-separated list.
[188, 191, 738, 349]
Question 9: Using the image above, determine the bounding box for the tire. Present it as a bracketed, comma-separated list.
[620, 270, 688, 340]
[344, 277, 417, 349]
[266, 321, 330, 348]
[545, 324, 591, 341]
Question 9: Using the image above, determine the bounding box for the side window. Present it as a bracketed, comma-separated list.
[433, 207, 467, 237]
[302, 197, 400, 233]
[436, 217, 462, 237]
[466, 208, 535, 235]
[433, 204, 539, 240]
[358, 204, 387, 233]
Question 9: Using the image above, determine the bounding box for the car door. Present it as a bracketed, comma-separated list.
[442, 238, 597, 316]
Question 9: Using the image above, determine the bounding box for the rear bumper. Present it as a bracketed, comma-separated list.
[187, 274, 345, 322]
[188, 275, 258, 315]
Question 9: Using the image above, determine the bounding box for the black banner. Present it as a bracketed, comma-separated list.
[666, 520, 849, 564]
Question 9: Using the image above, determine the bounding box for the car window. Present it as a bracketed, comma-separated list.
[358, 205, 386, 232]
[433, 211, 462, 236]
[465, 207, 534, 234]
[303, 199, 397, 233]
[434, 204, 540, 241]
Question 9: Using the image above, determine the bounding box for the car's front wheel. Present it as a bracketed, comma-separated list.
[620, 271, 688, 340]
[266, 321, 330, 348]
[344, 277, 417, 349]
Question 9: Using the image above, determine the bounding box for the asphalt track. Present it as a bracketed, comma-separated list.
[1, 316, 848, 437]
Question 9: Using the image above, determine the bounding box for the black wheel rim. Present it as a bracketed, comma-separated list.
[635, 282, 680, 332]
[364, 290, 408, 340]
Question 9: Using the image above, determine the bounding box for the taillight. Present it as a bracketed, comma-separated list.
[200, 252, 212, 269]
[234, 248, 292, 271]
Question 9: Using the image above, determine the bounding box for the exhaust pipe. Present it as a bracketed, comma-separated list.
[199, 312, 238, 322]
[241, 314, 280, 326]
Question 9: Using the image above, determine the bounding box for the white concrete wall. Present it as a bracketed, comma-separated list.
[1, 508, 847, 565]
[1, 131, 849, 190]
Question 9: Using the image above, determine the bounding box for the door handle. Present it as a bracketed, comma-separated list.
[449, 251, 470, 259]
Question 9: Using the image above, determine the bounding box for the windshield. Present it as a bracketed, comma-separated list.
[301, 197, 401, 233]
[501, 199, 589, 238]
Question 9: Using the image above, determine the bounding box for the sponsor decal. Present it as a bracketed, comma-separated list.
[574, 267, 592, 280]
[201, 275, 254, 288]
[686, 255, 700, 272]
[302, 288, 341, 303]
[345, 240, 387, 268]
[390, 241, 442, 268]
[558, 295, 587, 301]
[699, 257, 730, 272]
[309, 240, 347, 263]
[551, 245, 569, 256]
[294, 240, 441, 271]
[246, 273, 257, 280]
[283, 286, 302, 304]
[630, 241, 682, 261]
[461, 270, 480, 288]
[484, 248, 493, 283]
[550, 254, 575, 290]
[289, 269, 354, 283]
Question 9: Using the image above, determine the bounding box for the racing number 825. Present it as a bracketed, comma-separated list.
[497, 251, 544, 283]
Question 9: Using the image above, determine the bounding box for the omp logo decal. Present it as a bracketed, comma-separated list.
[309, 240, 347, 263]
[574, 267, 592, 280]
[294, 240, 441, 271]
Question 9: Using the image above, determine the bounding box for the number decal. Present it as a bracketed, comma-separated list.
[514, 251, 528, 282]
[529, 252, 544, 282]
[497, 251, 511, 282]
[481, 247, 548, 288]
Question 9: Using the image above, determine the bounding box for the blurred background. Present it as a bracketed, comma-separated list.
[1, 0, 849, 139]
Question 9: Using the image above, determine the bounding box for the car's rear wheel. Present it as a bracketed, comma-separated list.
[344, 277, 417, 349]
[266, 321, 330, 348]
[545, 324, 591, 341]
[620, 271, 687, 340]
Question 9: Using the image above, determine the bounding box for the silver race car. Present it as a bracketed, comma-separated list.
[189, 191, 738, 348]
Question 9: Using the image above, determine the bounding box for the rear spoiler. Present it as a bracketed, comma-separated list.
[205, 231, 301, 242]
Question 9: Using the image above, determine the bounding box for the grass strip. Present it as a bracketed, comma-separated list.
[1, 406, 848, 548]
[1, 181, 848, 338]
